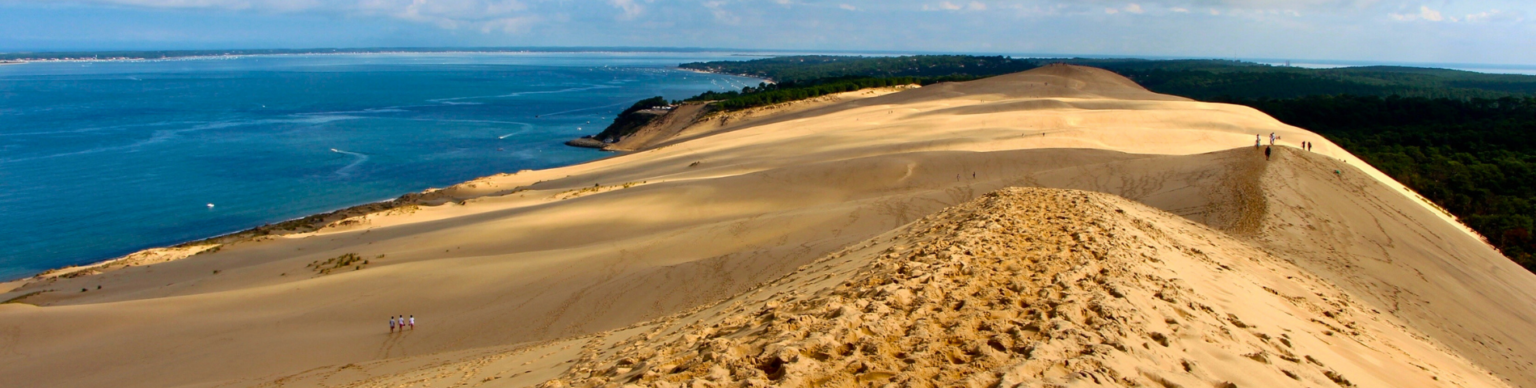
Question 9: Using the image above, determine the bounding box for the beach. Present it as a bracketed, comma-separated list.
[2, 65, 1533, 387]
[0, 53, 765, 281]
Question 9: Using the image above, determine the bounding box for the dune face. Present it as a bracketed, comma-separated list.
[1, 65, 1532, 388]
[546, 188, 1505, 387]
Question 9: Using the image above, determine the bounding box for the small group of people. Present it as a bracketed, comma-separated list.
[389, 315, 415, 333]
[1257, 133, 1317, 160]
[1257, 133, 1281, 147]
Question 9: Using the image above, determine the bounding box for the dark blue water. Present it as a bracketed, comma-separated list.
[0, 52, 761, 280]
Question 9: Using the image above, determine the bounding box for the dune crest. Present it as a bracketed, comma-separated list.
[544, 188, 1506, 387]
[899, 64, 1187, 102]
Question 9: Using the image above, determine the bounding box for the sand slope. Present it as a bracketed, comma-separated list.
[1, 65, 1533, 388]
[540, 188, 1507, 387]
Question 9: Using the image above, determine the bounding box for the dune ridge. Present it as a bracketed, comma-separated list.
[542, 188, 1507, 387]
[1, 65, 1533, 388]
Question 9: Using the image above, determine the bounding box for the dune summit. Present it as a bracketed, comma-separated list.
[1, 65, 1533, 388]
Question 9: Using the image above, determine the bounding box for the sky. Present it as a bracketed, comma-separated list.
[1, 0, 1532, 66]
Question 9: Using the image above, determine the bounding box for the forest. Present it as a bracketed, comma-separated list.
[680, 76, 974, 111]
[591, 97, 670, 142]
[673, 55, 1536, 272]
[679, 55, 1036, 83]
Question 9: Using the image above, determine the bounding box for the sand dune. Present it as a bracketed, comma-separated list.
[539, 188, 1507, 387]
[1, 65, 1533, 388]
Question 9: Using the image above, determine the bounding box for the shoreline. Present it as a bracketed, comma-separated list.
[3, 64, 769, 285]
[5, 147, 646, 284]
[6, 192, 426, 283]
[676, 66, 774, 83]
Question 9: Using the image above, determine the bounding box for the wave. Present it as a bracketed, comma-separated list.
[0, 115, 359, 164]
[497, 122, 536, 139]
[539, 102, 627, 118]
[428, 84, 619, 104]
[300, 108, 409, 116]
[329, 148, 370, 178]
[0, 120, 194, 137]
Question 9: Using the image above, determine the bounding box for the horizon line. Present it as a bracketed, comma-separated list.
[3, 45, 1534, 74]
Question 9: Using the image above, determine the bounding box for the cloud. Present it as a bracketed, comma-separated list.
[1419, 5, 1443, 21]
[609, 0, 643, 20]
[355, 0, 533, 31]
[1389, 5, 1520, 23]
[477, 15, 537, 33]
[1464, 9, 1523, 23]
[1050, 0, 1384, 16]
[1104, 3, 1143, 15]
[921, 1, 988, 11]
[58, 0, 321, 12]
[11, 0, 549, 33]
[702, 1, 740, 24]
[929, 1, 962, 11]
[839, 3, 857, 11]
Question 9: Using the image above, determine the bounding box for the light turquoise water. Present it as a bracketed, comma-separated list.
[0, 52, 761, 280]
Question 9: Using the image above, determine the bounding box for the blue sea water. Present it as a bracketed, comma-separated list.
[0, 52, 762, 280]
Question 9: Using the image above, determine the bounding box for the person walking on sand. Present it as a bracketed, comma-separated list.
[1265, 146, 1272, 161]
[409, 315, 415, 330]
[1255, 134, 1260, 148]
[1269, 132, 1276, 146]
[389, 316, 396, 333]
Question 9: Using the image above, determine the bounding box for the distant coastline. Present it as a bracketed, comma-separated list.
[0, 47, 799, 63]
[677, 67, 775, 83]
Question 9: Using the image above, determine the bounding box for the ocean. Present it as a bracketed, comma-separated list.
[0, 52, 762, 280]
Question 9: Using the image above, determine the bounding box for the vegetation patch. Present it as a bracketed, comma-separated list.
[590, 97, 671, 142]
[684, 76, 930, 111]
[556, 181, 646, 200]
[2, 290, 46, 304]
[680, 55, 1038, 83]
[307, 253, 368, 275]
